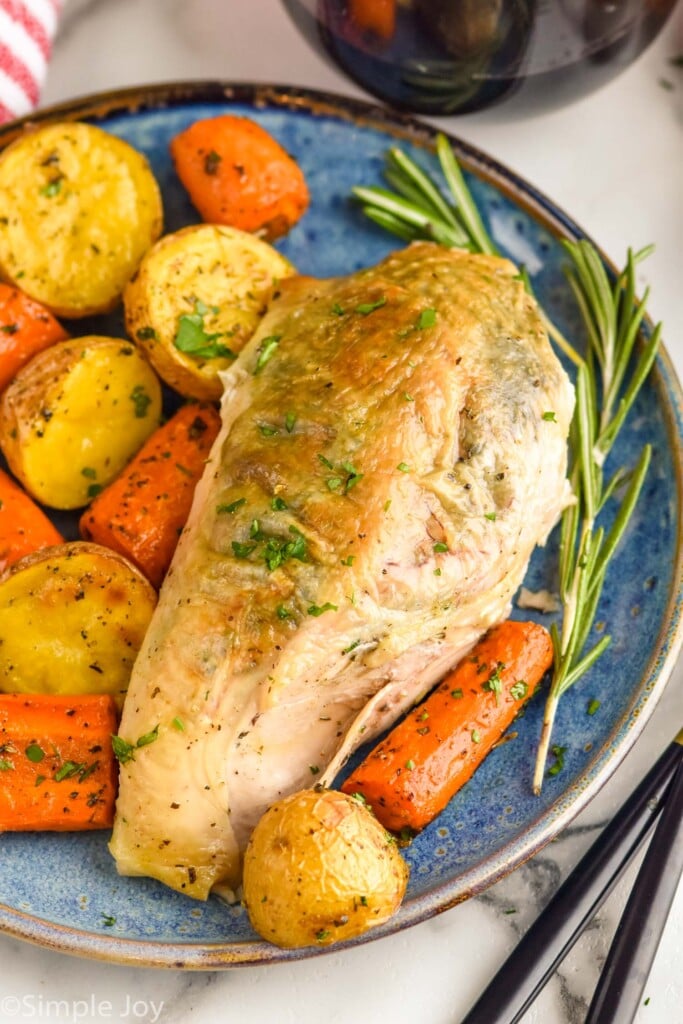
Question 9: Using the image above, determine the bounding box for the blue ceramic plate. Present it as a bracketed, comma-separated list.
[0, 83, 681, 967]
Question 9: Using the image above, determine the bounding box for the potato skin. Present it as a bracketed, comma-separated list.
[0, 542, 157, 706]
[124, 224, 294, 400]
[0, 122, 163, 317]
[0, 336, 162, 509]
[242, 788, 409, 948]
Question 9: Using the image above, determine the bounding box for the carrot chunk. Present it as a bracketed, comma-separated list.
[79, 402, 221, 588]
[0, 467, 63, 573]
[341, 620, 553, 831]
[170, 115, 310, 240]
[0, 693, 118, 832]
[0, 282, 68, 392]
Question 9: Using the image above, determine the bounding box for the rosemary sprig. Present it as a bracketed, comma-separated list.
[351, 135, 582, 368]
[352, 137, 662, 793]
[533, 245, 661, 792]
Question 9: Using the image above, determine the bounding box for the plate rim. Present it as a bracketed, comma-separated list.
[0, 79, 681, 968]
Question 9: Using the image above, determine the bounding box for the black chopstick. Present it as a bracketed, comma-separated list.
[584, 746, 683, 1023]
[459, 729, 683, 1024]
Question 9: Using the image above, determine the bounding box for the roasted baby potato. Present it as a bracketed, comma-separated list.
[242, 788, 409, 948]
[0, 336, 162, 509]
[124, 224, 293, 400]
[0, 122, 163, 317]
[0, 542, 157, 706]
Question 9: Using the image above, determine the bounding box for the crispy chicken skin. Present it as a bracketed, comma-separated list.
[110, 243, 574, 897]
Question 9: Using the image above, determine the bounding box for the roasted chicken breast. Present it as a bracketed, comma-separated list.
[110, 242, 574, 897]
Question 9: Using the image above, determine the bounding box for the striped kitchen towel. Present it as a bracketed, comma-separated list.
[0, 0, 62, 123]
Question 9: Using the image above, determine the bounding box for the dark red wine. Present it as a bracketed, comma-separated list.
[283, 0, 678, 116]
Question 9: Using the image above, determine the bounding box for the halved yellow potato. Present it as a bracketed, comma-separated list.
[0, 542, 157, 706]
[124, 223, 294, 400]
[0, 122, 163, 317]
[0, 336, 162, 509]
[242, 789, 409, 948]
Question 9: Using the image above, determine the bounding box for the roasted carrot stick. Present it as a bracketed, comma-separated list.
[0, 467, 63, 573]
[170, 114, 310, 240]
[0, 282, 68, 392]
[341, 620, 553, 831]
[0, 693, 118, 832]
[79, 402, 220, 588]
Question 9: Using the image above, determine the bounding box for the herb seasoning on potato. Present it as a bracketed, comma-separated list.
[0, 542, 156, 706]
[0, 122, 163, 318]
[0, 336, 162, 509]
[242, 788, 409, 948]
[124, 223, 294, 400]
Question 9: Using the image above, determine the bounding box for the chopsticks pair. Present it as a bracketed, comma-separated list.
[460, 727, 683, 1024]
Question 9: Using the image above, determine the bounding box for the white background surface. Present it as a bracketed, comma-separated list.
[0, 2, 681, 1023]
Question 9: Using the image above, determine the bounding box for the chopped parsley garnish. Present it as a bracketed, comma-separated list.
[259, 423, 279, 437]
[112, 726, 159, 764]
[341, 555, 355, 566]
[172, 717, 185, 731]
[417, 308, 437, 329]
[101, 914, 116, 927]
[204, 150, 222, 175]
[81, 466, 97, 479]
[587, 698, 601, 716]
[285, 411, 296, 432]
[341, 462, 363, 491]
[233, 523, 307, 571]
[484, 511, 497, 521]
[433, 542, 448, 553]
[232, 540, 257, 559]
[254, 335, 280, 373]
[451, 688, 463, 699]
[319, 455, 363, 494]
[271, 496, 288, 511]
[309, 765, 320, 775]
[511, 680, 528, 701]
[331, 302, 345, 316]
[405, 759, 415, 770]
[87, 483, 102, 498]
[483, 662, 505, 705]
[0, 758, 13, 771]
[25, 743, 45, 763]
[276, 604, 291, 619]
[548, 745, 567, 777]
[217, 497, 247, 515]
[263, 526, 307, 570]
[355, 296, 386, 315]
[174, 300, 235, 361]
[111, 735, 135, 764]
[0, 323, 18, 334]
[40, 179, 62, 198]
[58, 760, 99, 784]
[403, 392, 414, 402]
[135, 725, 159, 748]
[316, 929, 331, 941]
[542, 411, 557, 422]
[342, 639, 361, 655]
[307, 602, 338, 616]
[130, 385, 152, 418]
[136, 326, 157, 341]
[397, 462, 411, 473]
[471, 729, 481, 744]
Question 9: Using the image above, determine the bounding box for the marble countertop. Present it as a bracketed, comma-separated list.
[1, 2, 682, 1023]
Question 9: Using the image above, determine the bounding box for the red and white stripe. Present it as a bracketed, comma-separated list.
[0, 0, 62, 123]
